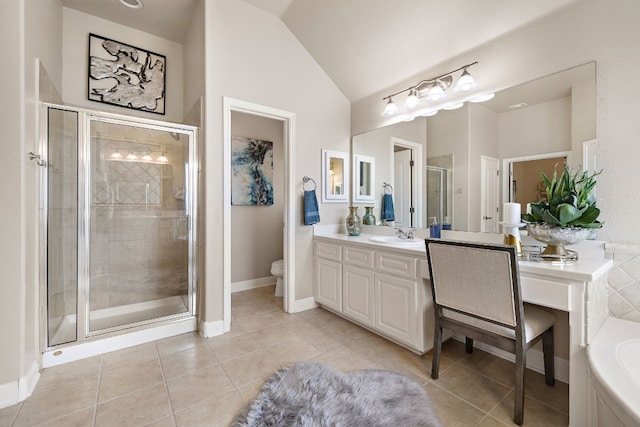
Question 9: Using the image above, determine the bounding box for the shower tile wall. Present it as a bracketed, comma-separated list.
[89, 143, 189, 313]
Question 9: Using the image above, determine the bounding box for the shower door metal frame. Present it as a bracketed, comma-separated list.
[40, 103, 199, 349]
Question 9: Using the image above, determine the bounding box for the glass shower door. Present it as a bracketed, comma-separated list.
[87, 118, 192, 333]
[46, 108, 79, 346]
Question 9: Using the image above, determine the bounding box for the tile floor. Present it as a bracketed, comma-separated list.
[0, 286, 568, 426]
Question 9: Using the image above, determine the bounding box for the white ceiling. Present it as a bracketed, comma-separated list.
[61, 0, 200, 43]
[61, 0, 580, 102]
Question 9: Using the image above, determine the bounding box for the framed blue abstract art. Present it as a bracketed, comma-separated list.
[231, 137, 274, 205]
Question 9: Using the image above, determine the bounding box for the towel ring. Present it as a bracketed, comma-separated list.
[302, 176, 317, 191]
[383, 182, 393, 194]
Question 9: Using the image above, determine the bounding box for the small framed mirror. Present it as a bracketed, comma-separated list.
[322, 150, 349, 203]
[353, 154, 375, 202]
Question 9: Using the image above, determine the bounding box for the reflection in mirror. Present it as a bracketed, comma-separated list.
[392, 138, 423, 228]
[508, 154, 567, 206]
[426, 154, 453, 226]
[353, 154, 375, 202]
[321, 149, 349, 203]
[351, 61, 595, 232]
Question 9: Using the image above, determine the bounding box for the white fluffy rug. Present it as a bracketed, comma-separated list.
[232, 362, 443, 427]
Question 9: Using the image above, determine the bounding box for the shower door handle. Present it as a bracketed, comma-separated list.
[29, 152, 47, 166]
[483, 216, 493, 220]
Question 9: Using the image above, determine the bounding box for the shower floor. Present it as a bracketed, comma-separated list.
[49, 295, 189, 345]
[90, 295, 189, 332]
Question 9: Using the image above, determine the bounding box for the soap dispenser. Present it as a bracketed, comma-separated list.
[429, 217, 441, 238]
[442, 216, 452, 231]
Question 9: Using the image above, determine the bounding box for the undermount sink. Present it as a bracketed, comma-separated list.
[368, 235, 424, 247]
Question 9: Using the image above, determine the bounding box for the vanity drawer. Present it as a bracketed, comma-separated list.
[316, 242, 342, 262]
[520, 275, 570, 311]
[343, 246, 375, 269]
[376, 252, 417, 280]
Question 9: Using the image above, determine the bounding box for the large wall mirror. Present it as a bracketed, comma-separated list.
[351, 61, 595, 232]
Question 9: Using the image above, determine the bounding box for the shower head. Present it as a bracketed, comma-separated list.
[169, 132, 181, 141]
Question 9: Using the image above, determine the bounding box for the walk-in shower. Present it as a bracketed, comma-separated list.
[40, 104, 198, 362]
[426, 164, 453, 225]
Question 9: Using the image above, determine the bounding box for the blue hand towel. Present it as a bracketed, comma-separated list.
[304, 189, 320, 225]
[381, 193, 395, 221]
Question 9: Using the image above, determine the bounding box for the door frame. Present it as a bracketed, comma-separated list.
[501, 151, 571, 204]
[389, 137, 423, 228]
[223, 97, 296, 332]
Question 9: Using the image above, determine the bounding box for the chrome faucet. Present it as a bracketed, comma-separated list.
[395, 227, 416, 239]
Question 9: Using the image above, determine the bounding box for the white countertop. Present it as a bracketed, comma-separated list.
[314, 228, 613, 283]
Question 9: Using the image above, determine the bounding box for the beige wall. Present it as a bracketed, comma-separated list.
[469, 104, 500, 232]
[62, 8, 185, 122]
[498, 97, 572, 160]
[0, 0, 26, 389]
[230, 112, 284, 283]
[354, 0, 640, 246]
[0, 0, 63, 403]
[202, 0, 351, 322]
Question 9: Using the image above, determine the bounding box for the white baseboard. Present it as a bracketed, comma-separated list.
[231, 276, 275, 293]
[293, 297, 318, 313]
[199, 319, 225, 338]
[452, 335, 569, 383]
[0, 360, 40, 410]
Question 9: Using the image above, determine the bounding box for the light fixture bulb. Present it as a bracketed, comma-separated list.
[157, 153, 168, 163]
[126, 152, 138, 160]
[454, 69, 477, 93]
[426, 82, 447, 102]
[381, 98, 399, 117]
[142, 152, 153, 161]
[404, 89, 420, 109]
[110, 150, 122, 159]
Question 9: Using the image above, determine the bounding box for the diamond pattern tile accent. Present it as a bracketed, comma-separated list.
[93, 161, 161, 206]
[607, 248, 640, 321]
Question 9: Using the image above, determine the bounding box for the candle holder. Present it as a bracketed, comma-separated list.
[501, 222, 524, 255]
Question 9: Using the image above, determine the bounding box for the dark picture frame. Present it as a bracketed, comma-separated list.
[88, 33, 166, 115]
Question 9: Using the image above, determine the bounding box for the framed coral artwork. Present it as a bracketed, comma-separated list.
[88, 33, 166, 114]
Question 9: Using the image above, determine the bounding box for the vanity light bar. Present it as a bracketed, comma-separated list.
[381, 62, 480, 117]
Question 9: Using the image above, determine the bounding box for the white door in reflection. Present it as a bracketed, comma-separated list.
[481, 156, 500, 233]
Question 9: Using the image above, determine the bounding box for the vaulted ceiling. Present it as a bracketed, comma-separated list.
[62, 0, 580, 102]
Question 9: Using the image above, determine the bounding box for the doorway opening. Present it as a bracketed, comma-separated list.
[390, 137, 423, 228]
[502, 151, 570, 218]
[223, 98, 296, 333]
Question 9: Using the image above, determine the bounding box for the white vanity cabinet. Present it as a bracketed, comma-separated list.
[314, 238, 431, 353]
[374, 251, 420, 347]
[314, 242, 342, 311]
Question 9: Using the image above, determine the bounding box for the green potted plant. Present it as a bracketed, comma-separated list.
[521, 163, 602, 258]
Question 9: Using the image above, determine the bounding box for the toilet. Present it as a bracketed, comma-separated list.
[271, 259, 284, 297]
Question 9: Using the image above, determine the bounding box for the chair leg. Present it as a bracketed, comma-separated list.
[514, 347, 526, 425]
[431, 322, 443, 379]
[542, 326, 555, 386]
[465, 337, 473, 353]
